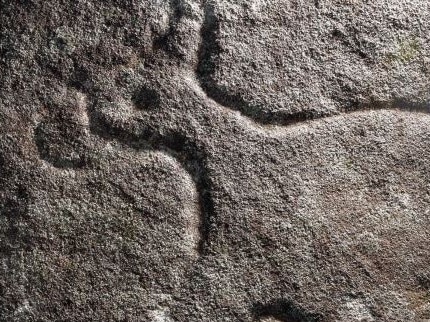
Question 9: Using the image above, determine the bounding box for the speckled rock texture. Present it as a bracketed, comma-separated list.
[1, 0, 430, 321]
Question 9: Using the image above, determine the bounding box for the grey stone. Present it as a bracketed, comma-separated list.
[1, 0, 429, 321]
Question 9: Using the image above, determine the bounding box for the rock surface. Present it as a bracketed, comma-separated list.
[1, 0, 429, 321]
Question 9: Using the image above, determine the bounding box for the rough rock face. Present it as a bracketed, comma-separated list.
[1, 0, 429, 321]
[200, 0, 430, 122]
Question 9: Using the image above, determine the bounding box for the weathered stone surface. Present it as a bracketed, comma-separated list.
[1, 0, 429, 321]
[199, 0, 430, 123]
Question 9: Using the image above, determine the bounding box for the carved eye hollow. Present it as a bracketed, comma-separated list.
[132, 87, 161, 110]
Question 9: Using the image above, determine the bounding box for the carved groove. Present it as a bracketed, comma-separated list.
[196, 2, 324, 125]
[253, 299, 322, 322]
[153, 0, 187, 58]
[33, 90, 212, 256]
[33, 0, 430, 273]
[34, 123, 87, 169]
[34, 95, 90, 169]
[196, 2, 430, 126]
[87, 104, 215, 256]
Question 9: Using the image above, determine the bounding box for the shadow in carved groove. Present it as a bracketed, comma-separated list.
[86, 105, 215, 256]
[252, 299, 322, 322]
[34, 123, 87, 169]
[153, 0, 187, 58]
[196, 2, 294, 124]
[32, 1, 430, 319]
[33, 92, 215, 257]
[196, 2, 430, 126]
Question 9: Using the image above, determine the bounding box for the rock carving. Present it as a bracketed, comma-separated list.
[2, 0, 430, 320]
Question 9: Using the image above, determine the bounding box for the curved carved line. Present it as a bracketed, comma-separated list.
[195, 2, 430, 127]
[33, 124, 88, 169]
[32, 90, 214, 256]
[153, 0, 187, 58]
[86, 104, 215, 256]
[253, 299, 323, 322]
